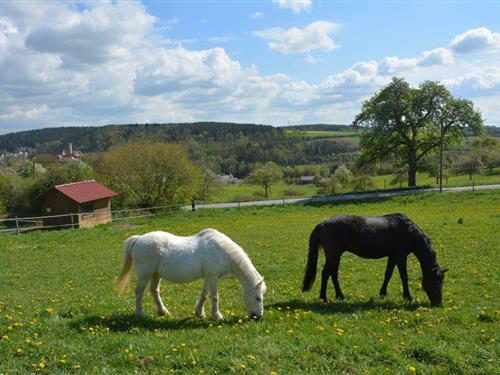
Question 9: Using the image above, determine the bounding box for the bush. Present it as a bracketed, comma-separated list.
[281, 189, 305, 197]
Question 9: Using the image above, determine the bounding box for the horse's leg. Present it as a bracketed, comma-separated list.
[379, 256, 396, 297]
[207, 275, 223, 321]
[330, 254, 344, 300]
[319, 261, 330, 302]
[150, 273, 169, 316]
[396, 257, 412, 301]
[195, 280, 209, 318]
[135, 275, 151, 317]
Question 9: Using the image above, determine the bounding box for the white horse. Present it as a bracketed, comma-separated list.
[115, 228, 267, 320]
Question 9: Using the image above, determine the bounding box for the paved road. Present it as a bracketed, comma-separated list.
[185, 184, 500, 211]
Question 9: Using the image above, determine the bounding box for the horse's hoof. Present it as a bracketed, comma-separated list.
[212, 313, 224, 321]
[379, 291, 387, 297]
[158, 308, 170, 317]
[317, 298, 327, 304]
[195, 311, 206, 319]
[336, 295, 345, 301]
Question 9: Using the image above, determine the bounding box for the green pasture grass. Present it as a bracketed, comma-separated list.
[1, 191, 499, 374]
[371, 168, 500, 190]
[211, 168, 500, 204]
[209, 182, 319, 203]
[284, 130, 359, 139]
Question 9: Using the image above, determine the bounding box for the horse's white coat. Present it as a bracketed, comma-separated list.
[115, 228, 266, 320]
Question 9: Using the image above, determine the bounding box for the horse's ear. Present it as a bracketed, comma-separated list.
[256, 278, 266, 292]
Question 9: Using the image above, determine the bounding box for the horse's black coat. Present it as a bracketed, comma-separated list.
[302, 213, 447, 306]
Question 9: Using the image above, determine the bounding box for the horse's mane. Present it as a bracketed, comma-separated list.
[389, 213, 437, 264]
[201, 229, 263, 288]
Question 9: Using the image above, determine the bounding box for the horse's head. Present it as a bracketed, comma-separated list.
[243, 278, 267, 319]
[422, 267, 448, 307]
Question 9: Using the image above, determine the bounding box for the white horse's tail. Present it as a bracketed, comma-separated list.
[115, 235, 140, 296]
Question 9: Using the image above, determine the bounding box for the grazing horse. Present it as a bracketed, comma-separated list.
[302, 213, 448, 306]
[115, 228, 267, 320]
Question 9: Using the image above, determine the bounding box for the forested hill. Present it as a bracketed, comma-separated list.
[0, 122, 282, 154]
[0, 122, 359, 176]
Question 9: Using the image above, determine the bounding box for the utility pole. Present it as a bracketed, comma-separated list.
[439, 122, 444, 193]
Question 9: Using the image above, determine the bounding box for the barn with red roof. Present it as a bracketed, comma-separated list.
[38, 180, 118, 229]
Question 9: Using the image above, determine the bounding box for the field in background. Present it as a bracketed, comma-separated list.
[284, 129, 359, 139]
[1, 191, 498, 373]
[212, 168, 500, 203]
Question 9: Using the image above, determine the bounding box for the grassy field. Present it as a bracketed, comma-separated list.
[1, 191, 499, 374]
[284, 130, 359, 139]
[209, 182, 318, 202]
[211, 168, 500, 203]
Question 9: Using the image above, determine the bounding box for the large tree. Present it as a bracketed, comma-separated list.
[353, 78, 483, 186]
[98, 141, 200, 207]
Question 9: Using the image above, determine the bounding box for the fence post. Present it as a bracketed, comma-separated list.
[472, 180, 475, 192]
[191, 200, 196, 212]
[15, 216, 19, 235]
[238, 201, 241, 209]
[70, 213, 74, 229]
[283, 196, 285, 205]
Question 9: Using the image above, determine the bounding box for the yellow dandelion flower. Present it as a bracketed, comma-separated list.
[409, 366, 417, 373]
[38, 361, 45, 369]
[240, 364, 246, 369]
[60, 359, 67, 364]
[192, 360, 197, 365]
[16, 348, 23, 354]
[74, 364, 81, 369]
[45, 307, 53, 313]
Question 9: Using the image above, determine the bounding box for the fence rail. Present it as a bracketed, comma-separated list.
[1, 182, 493, 235]
[0, 203, 187, 234]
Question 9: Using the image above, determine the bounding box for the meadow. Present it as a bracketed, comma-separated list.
[211, 168, 500, 203]
[0, 191, 499, 374]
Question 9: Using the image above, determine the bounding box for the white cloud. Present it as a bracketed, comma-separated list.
[378, 48, 454, 75]
[250, 12, 263, 19]
[304, 54, 321, 64]
[253, 21, 340, 54]
[24, 2, 154, 68]
[450, 27, 500, 54]
[0, 2, 499, 134]
[272, 0, 312, 14]
[444, 67, 500, 96]
[209, 35, 235, 44]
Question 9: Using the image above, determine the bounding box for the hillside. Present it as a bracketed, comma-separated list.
[0, 123, 358, 177]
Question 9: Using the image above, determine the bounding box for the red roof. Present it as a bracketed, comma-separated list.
[52, 180, 118, 204]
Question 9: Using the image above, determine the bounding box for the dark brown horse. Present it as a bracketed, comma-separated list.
[302, 213, 448, 306]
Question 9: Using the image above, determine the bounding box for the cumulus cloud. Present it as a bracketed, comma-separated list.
[0, 2, 499, 134]
[378, 48, 454, 75]
[253, 21, 340, 54]
[251, 12, 263, 19]
[272, 0, 312, 14]
[450, 27, 500, 54]
[24, 2, 154, 68]
[444, 67, 500, 96]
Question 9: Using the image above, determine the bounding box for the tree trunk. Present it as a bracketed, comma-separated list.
[407, 147, 417, 187]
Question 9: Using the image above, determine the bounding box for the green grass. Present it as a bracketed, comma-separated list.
[1, 191, 499, 374]
[209, 182, 319, 203]
[285, 130, 359, 138]
[210, 168, 500, 204]
[371, 168, 500, 189]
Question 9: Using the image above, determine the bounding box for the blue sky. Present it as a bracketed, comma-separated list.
[1, 0, 500, 134]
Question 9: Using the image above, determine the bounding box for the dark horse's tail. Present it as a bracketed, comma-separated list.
[302, 223, 323, 292]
